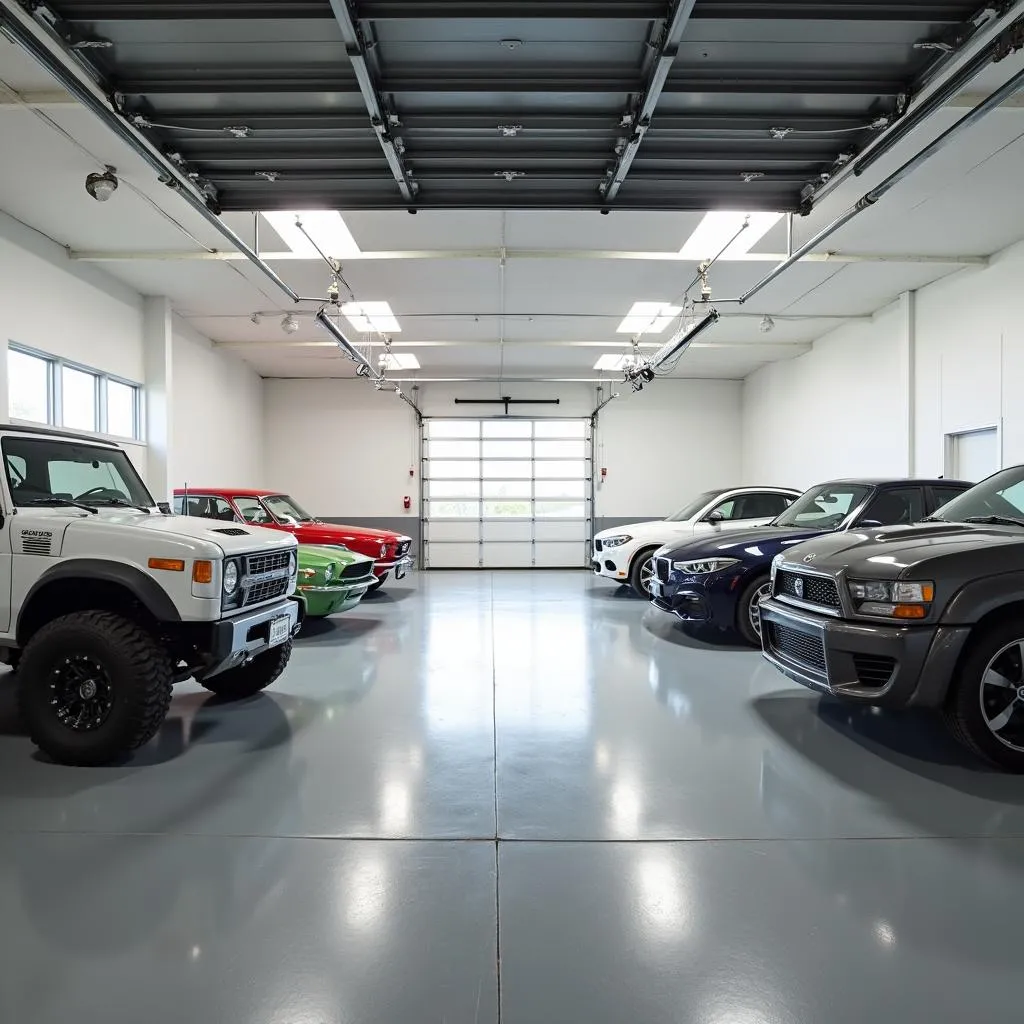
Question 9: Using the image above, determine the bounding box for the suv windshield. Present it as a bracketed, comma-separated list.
[665, 490, 720, 523]
[772, 483, 871, 531]
[932, 467, 1024, 526]
[3, 436, 154, 509]
[263, 493, 315, 525]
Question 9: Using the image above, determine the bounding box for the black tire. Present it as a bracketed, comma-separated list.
[736, 575, 772, 647]
[17, 611, 173, 766]
[199, 642, 292, 700]
[629, 547, 659, 596]
[944, 620, 1024, 771]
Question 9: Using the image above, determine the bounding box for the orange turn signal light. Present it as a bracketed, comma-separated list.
[149, 557, 185, 572]
[893, 604, 927, 619]
[193, 560, 214, 584]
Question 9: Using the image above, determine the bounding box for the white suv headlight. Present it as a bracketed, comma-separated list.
[672, 557, 741, 575]
[602, 535, 632, 548]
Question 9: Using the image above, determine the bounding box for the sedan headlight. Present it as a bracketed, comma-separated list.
[223, 560, 239, 595]
[325, 562, 335, 582]
[672, 557, 741, 575]
[847, 579, 934, 619]
[602, 534, 632, 549]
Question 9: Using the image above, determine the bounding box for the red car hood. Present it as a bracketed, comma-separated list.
[294, 521, 406, 550]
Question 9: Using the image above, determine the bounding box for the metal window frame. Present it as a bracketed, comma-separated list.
[7, 342, 144, 442]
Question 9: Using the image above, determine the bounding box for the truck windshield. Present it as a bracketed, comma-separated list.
[263, 493, 316, 525]
[933, 467, 1024, 526]
[665, 490, 719, 522]
[2, 436, 155, 509]
[772, 483, 871, 530]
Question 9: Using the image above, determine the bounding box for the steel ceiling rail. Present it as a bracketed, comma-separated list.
[738, 64, 1024, 304]
[601, 0, 698, 203]
[0, 0, 421, 413]
[326, 0, 418, 204]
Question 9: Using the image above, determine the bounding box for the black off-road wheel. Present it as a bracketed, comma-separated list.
[629, 547, 659, 597]
[199, 642, 292, 700]
[944, 620, 1024, 771]
[737, 575, 772, 647]
[17, 611, 173, 766]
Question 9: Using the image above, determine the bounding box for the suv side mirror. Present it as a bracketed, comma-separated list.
[705, 510, 725, 523]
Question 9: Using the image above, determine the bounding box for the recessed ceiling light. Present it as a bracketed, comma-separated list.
[679, 211, 783, 259]
[594, 354, 635, 371]
[616, 301, 682, 336]
[261, 210, 361, 258]
[341, 301, 401, 334]
[379, 353, 420, 370]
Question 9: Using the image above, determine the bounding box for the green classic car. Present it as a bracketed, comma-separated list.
[296, 545, 376, 618]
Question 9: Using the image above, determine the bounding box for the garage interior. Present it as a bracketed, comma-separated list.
[2, 0, 1024, 1020]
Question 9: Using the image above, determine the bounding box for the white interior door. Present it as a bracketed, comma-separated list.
[422, 418, 592, 568]
[946, 427, 1000, 483]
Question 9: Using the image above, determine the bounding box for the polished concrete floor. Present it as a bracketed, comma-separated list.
[2, 570, 1024, 1022]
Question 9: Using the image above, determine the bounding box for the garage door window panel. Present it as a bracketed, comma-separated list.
[428, 500, 481, 519]
[483, 439, 533, 459]
[428, 480, 481, 499]
[484, 460, 532, 479]
[534, 460, 586, 480]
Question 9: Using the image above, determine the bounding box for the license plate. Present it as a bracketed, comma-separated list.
[649, 580, 662, 596]
[269, 615, 290, 647]
[396, 564, 406, 580]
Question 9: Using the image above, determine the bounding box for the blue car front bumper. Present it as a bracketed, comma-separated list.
[648, 570, 743, 627]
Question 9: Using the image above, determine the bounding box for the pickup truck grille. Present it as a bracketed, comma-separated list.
[246, 551, 291, 577]
[776, 570, 840, 609]
[241, 550, 293, 608]
[765, 622, 827, 673]
[340, 562, 373, 580]
[245, 577, 290, 606]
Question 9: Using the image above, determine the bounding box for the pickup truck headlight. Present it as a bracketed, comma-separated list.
[288, 551, 297, 576]
[602, 535, 632, 548]
[672, 557, 740, 575]
[223, 561, 239, 595]
[847, 579, 934, 619]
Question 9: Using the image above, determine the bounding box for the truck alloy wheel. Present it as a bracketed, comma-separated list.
[945, 621, 1024, 771]
[17, 611, 174, 766]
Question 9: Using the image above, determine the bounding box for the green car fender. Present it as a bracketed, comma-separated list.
[294, 544, 377, 618]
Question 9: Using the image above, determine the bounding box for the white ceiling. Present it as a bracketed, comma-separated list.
[2, 35, 1024, 383]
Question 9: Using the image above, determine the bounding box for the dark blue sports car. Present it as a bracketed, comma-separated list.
[648, 477, 970, 645]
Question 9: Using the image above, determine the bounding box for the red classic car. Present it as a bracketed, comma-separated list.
[173, 487, 414, 592]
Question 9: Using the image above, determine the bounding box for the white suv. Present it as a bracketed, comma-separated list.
[0, 424, 301, 765]
[592, 486, 799, 595]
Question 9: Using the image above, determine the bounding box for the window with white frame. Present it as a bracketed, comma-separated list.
[7, 345, 143, 441]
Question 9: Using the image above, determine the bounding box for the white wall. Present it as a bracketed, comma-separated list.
[741, 240, 1024, 487]
[0, 211, 148, 476]
[169, 317, 265, 491]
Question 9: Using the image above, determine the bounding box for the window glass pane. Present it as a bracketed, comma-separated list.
[427, 460, 480, 479]
[8, 350, 50, 424]
[859, 487, 924, 526]
[483, 420, 531, 438]
[535, 480, 585, 499]
[536, 500, 587, 518]
[483, 480, 532, 499]
[183, 496, 239, 521]
[427, 420, 479, 438]
[483, 460, 532, 479]
[428, 480, 481, 499]
[233, 496, 273, 524]
[482, 439, 532, 459]
[534, 460, 586, 479]
[427, 500, 480, 518]
[534, 420, 586, 438]
[484, 500, 531, 518]
[172, 496, 185, 514]
[106, 379, 136, 438]
[61, 365, 97, 431]
[428, 439, 479, 459]
[536, 439, 585, 459]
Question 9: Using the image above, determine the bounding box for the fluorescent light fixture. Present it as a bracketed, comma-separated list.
[616, 301, 682, 336]
[378, 352, 420, 370]
[261, 210, 361, 258]
[341, 301, 402, 334]
[679, 211, 783, 259]
[594, 354, 635, 371]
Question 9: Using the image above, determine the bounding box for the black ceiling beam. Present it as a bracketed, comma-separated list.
[602, 0, 697, 204]
[326, 0, 417, 203]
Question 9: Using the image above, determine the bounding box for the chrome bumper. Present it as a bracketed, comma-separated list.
[298, 577, 374, 594]
[202, 598, 301, 679]
[376, 553, 415, 570]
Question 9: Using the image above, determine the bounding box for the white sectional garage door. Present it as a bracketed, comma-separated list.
[422, 418, 592, 568]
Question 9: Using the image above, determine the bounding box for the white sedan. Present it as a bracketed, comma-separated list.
[591, 486, 800, 595]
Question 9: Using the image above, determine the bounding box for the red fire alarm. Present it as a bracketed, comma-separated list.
[403, 495, 412, 510]
[601, 467, 607, 480]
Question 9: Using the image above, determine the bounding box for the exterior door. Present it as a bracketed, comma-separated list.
[422, 418, 592, 568]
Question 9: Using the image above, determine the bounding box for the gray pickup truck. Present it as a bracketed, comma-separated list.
[759, 464, 1024, 770]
